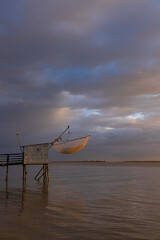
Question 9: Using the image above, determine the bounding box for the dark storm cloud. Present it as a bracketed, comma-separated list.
[0, 0, 160, 160]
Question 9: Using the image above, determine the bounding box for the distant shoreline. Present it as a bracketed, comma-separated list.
[50, 160, 160, 167]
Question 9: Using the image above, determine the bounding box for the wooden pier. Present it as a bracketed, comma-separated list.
[0, 152, 49, 186]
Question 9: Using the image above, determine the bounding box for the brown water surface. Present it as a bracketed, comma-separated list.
[0, 163, 160, 239]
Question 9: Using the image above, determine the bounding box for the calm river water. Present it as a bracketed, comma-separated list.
[1, 163, 160, 240]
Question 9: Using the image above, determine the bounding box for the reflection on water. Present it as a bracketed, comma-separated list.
[1, 164, 160, 239]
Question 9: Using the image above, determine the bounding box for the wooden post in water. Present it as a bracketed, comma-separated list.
[23, 164, 27, 187]
[47, 164, 49, 183]
[5, 154, 9, 182]
[43, 164, 45, 181]
[43, 164, 47, 182]
[42, 164, 49, 184]
[6, 165, 8, 182]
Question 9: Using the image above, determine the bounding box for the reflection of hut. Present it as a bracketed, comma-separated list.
[1, 183, 48, 223]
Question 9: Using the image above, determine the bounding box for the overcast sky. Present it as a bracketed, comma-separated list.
[1, 0, 160, 161]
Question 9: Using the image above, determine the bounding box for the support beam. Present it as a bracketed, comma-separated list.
[34, 166, 43, 180]
[43, 164, 46, 181]
[5, 154, 9, 182]
[23, 164, 27, 187]
[5, 165, 8, 182]
[35, 164, 49, 183]
[47, 165, 49, 183]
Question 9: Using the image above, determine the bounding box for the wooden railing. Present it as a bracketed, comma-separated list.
[0, 153, 24, 166]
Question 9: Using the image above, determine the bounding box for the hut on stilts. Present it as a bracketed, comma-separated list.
[0, 126, 90, 186]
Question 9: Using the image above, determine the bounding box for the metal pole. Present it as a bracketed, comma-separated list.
[16, 133, 23, 152]
[48, 125, 70, 149]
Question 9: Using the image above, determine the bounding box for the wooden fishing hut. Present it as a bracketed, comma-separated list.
[0, 126, 90, 186]
[0, 142, 49, 186]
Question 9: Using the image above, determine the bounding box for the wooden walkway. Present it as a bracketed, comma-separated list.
[0, 153, 24, 166]
[0, 153, 49, 185]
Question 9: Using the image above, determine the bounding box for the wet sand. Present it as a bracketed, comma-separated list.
[50, 160, 160, 167]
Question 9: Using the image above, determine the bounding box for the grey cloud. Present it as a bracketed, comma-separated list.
[0, 0, 160, 160]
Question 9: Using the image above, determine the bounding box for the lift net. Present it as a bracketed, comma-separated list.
[53, 136, 90, 154]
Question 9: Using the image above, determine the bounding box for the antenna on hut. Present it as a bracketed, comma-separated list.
[16, 133, 23, 152]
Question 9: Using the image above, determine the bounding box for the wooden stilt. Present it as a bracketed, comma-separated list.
[45, 165, 47, 181]
[23, 164, 27, 187]
[5, 165, 8, 182]
[34, 164, 49, 184]
[41, 164, 49, 185]
[47, 165, 49, 183]
[43, 164, 47, 182]
[43, 164, 45, 181]
[5, 154, 9, 182]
